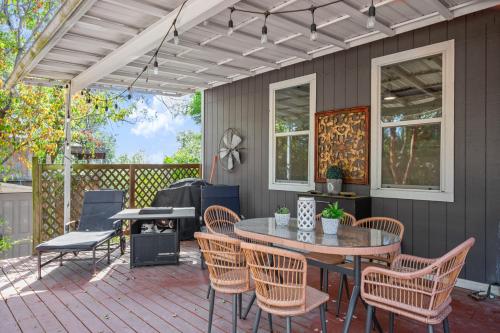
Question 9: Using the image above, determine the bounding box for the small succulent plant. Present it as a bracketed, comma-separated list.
[321, 202, 344, 219]
[275, 206, 289, 214]
[326, 165, 343, 179]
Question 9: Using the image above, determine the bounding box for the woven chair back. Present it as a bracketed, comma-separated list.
[241, 242, 307, 312]
[204, 205, 240, 237]
[195, 232, 249, 293]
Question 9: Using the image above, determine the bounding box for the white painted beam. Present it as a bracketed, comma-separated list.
[91, 82, 182, 97]
[422, 0, 453, 20]
[5, 0, 97, 89]
[71, 0, 240, 94]
[62, 33, 120, 50]
[49, 47, 102, 63]
[78, 15, 140, 36]
[109, 70, 210, 89]
[102, 0, 168, 17]
[334, 2, 395, 37]
[98, 78, 195, 95]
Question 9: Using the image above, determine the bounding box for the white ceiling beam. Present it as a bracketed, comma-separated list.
[201, 22, 312, 61]
[109, 70, 210, 89]
[62, 33, 120, 50]
[170, 39, 280, 69]
[101, 0, 168, 17]
[334, 2, 394, 37]
[126, 61, 231, 83]
[422, 0, 453, 20]
[78, 15, 140, 36]
[5, 0, 98, 89]
[37, 59, 88, 72]
[91, 82, 182, 97]
[71, 0, 240, 94]
[31, 69, 75, 80]
[242, 1, 348, 49]
[152, 51, 254, 76]
[98, 78, 195, 95]
[48, 47, 102, 63]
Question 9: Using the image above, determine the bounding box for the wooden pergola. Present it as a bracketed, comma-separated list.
[5, 0, 498, 230]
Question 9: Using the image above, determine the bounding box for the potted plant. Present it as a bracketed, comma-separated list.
[321, 202, 344, 234]
[274, 206, 290, 226]
[326, 165, 343, 194]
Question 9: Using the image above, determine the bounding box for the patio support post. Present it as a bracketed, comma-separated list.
[63, 82, 72, 233]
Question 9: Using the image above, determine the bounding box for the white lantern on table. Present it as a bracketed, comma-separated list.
[297, 197, 316, 231]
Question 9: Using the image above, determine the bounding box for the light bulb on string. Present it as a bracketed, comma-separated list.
[227, 7, 234, 36]
[127, 87, 132, 100]
[153, 57, 159, 75]
[310, 7, 318, 41]
[367, 0, 376, 29]
[114, 103, 118, 110]
[173, 26, 179, 45]
[261, 12, 269, 44]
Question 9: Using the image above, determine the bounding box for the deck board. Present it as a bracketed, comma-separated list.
[1, 241, 499, 333]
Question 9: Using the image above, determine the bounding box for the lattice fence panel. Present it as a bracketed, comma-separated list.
[34, 163, 201, 246]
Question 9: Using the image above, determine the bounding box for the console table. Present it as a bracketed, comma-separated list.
[296, 193, 371, 219]
[109, 207, 195, 267]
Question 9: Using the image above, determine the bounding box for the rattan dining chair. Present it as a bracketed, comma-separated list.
[362, 237, 475, 333]
[304, 212, 356, 312]
[332, 217, 405, 316]
[195, 232, 255, 333]
[204, 205, 241, 237]
[241, 242, 329, 333]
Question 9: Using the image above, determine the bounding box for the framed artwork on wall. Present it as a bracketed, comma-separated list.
[315, 106, 369, 184]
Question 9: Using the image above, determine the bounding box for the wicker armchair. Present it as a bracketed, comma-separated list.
[362, 237, 475, 333]
[195, 232, 252, 333]
[304, 212, 356, 312]
[204, 205, 241, 237]
[241, 242, 329, 333]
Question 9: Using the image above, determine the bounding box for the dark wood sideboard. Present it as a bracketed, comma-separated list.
[296, 192, 371, 220]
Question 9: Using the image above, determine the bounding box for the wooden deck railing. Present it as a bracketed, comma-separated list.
[32, 159, 201, 250]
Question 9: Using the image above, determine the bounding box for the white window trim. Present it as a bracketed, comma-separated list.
[269, 73, 316, 192]
[370, 40, 455, 202]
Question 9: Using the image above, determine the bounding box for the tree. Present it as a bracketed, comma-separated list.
[0, 0, 139, 177]
[163, 131, 201, 164]
[115, 151, 146, 164]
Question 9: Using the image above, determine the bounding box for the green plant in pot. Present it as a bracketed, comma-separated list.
[274, 206, 290, 226]
[326, 165, 343, 195]
[321, 202, 344, 234]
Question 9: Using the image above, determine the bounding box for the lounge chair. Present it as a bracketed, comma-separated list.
[36, 190, 126, 279]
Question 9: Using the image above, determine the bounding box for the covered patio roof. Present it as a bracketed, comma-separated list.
[6, 0, 499, 97]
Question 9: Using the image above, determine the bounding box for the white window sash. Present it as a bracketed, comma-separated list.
[269, 74, 316, 192]
[370, 40, 454, 202]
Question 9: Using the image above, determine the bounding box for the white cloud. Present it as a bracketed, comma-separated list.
[130, 98, 187, 138]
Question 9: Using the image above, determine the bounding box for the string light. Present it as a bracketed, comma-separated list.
[261, 12, 269, 44]
[153, 56, 159, 75]
[227, 7, 234, 36]
[114, 103, 118, 109]
[310, 7, 318, 41]
[367, 0, 376, 29]
[127, 87, 132, 100]
[173, 25, 179, 45]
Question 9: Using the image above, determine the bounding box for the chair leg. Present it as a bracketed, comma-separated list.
[267, 313, 273, 333]
[388, 312, 395, 333]
[107, 239, 111, 264]
[343, 274, 351, 299]
[365, 305, 373, 333]
[252, 307, 262, 333]
[336, 273, 345, 316]
[243, 292, 256, 319]
[323, 269, 329, 311]
[427, 325, 434, 333]
[286, 317, 292, 333]
[320, 267, 324, 290]
[442, 318, 450, 333]
[320, 303, 327, 333]
[92, 248, 96, 276]
[238, 293, 243, 319]
[232, 294, 238, 333]
[206, 285, 211, 300]
[38, 252, 42, 280]
[208, 288, 215, 333]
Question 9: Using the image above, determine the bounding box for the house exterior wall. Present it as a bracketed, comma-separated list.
[203, 9, 500, 284]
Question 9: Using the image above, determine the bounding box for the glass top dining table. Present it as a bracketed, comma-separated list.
[234, 217, 400, 333]
[234, 217, 400, 256]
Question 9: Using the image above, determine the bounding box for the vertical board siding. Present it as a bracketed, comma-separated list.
[203, 9, 500, 284]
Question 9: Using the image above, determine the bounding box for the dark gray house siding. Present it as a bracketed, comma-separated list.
[203, 8, 500, 284]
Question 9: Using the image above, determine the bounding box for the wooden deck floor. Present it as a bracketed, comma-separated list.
[1, 241, 499, 333]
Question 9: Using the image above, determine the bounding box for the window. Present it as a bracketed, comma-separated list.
[269, 74, 316, 192]
[370, 41, 454, 202]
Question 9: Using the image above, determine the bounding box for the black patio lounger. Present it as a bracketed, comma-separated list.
[36, 190, 126, 279]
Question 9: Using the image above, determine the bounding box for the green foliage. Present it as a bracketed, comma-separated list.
[115, 151, 146, 164]
[275, 206, 289, 214]
[0, 217, 12, 253]
[163, 131, 201, 164]
[321, 202, 344, 219]
[187, 91, 201, 124]
[326, 165, 343, 179]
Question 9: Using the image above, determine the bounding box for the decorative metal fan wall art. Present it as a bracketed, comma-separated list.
[218, 128, 244, 171]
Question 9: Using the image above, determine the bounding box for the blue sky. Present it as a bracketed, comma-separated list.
[104, 95, 200, 163]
